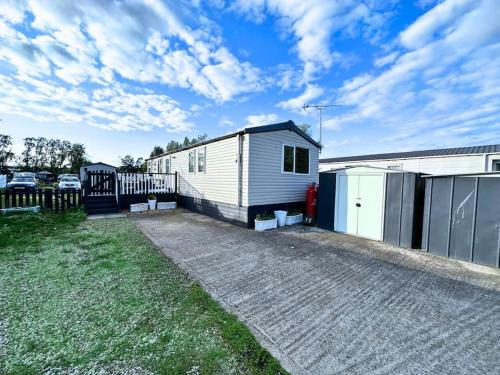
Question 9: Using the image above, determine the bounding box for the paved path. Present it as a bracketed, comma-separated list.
[133, 210, 500, 375]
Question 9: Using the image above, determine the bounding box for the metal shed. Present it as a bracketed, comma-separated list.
[318, 166, 425, 248]
[421, 172, 500, 268]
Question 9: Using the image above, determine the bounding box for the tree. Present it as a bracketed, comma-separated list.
[33, 137, 48, 171]
[67, 143, 87, 173]
[297, 123, 312, 136]
[0, 134, 14, 167]
[56, 140, 72, 172]
[150, 145, 164, 158]
[118, 155, 144, 173]
[21, 137, 36, 170]
[182, 136, 190, 147]
[192, 133, 208, 144]
[166, 140, 181, 152]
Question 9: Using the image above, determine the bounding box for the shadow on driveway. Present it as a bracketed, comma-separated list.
[132, 210, 500, 375]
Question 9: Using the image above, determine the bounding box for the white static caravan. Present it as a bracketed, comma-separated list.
[319, 144, 500, 175]
[146, 121, 320, 227]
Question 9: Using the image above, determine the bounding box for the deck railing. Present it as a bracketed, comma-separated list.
[118, 172, 177, 195]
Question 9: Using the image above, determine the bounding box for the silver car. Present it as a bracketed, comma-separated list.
[58, 176, 81, 190]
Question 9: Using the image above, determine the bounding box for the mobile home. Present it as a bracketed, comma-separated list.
[146, 121, 320, 227]
[320, 144, 500, 175]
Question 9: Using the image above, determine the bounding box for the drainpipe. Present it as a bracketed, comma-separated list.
[237, 134, 243, 207]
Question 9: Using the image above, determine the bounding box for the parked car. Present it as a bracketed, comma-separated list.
[6, 176, 38, 190]
[14, 172, 36, 179]
[57, 173, 78, 181]
[35, 171, 54, 183]
[58, 176, 81, 190]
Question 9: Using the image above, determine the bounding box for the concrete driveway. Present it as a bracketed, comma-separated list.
[132, 210, 500, 375]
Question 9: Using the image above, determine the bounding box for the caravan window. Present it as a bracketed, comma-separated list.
[282, 145, 309, 174]
[189, 151, 195, 173]
[165, 158, 170, 173]
[295, 147, 309, 174]
[198, 148, 206, 173]
[283, 145, 294, 173]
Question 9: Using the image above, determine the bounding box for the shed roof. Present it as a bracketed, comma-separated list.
[147, 120, 320, 160]
[81, 162, 117, 169]
[320, 144, 500, 164]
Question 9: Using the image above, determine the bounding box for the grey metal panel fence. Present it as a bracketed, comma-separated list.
[383, 173, 425, 249]
[422, 176, 500, 268]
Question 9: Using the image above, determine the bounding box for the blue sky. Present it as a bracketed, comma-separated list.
[0, 0, 499, 165]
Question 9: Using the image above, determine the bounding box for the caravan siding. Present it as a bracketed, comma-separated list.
[166, 136, 240, 205]
[247, 130, 319, 206]
[149, 135, 248, 224]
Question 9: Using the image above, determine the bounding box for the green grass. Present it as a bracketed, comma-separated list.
[0, 211, 287, 375]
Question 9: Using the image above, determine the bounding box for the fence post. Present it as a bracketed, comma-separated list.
[45, 189, 53, 210]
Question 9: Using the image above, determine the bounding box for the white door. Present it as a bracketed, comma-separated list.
[335, 173, 385, 241]
[335, 175, 359, 235]
[357, 175, 385, 240]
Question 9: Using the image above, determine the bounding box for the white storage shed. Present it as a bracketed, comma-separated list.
[318, 166, 425, 247]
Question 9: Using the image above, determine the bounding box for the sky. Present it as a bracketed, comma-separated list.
[0, 0, 499, 165]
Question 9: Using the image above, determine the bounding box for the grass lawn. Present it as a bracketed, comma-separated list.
[0, 211, 287, 375]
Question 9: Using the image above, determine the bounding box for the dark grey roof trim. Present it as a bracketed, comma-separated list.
[244, 120, 321, 148]
[320, 144, 500, 164]
[147, 120, 320, 160]
[423, 171, 500, 178]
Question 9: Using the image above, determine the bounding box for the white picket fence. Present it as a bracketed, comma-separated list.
[118, 173, 176, 195]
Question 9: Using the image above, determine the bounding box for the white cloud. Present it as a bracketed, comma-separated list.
[0, 73, 192, 133]
[245, 113, 279, 127]
[400, 0, 477, 49]
[335, 0, 500, 149]
[0, 0, 263, 103]
[0, 0, 28, 23]
[374, 52, 399, 67]
[219, 116, 236, 127]
[232, 0, 393, 81]
[277, 84, 323, 111]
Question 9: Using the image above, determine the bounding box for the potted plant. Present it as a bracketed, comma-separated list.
[147, 194, 157, 210]
[286, 208, 303, 226]
[274, 210, 288, 227]
[254, 212, 277, 232]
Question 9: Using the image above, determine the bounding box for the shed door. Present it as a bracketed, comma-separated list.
[335, 173, 385, 241]
[335, 175, 358, 235]
[357, 175, 385, 241]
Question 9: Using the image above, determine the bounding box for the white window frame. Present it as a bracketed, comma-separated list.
[197, 147, 206, 173]
[158, 159, 163, 173]
[188, 150, 196, 173]
[165, 157, 170, 174]
[281, 144, 310, 175]
[492, 160, 500, 171]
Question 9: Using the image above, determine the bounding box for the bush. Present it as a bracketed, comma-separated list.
[255, 212, 275, 221]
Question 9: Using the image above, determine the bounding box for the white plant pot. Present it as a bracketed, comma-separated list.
[157, 201, 177, 210]
[286, 214, 303, 226]
[130, 203, 148, 212]
[255, 218, 277, 232]
[148, 200, 157, 210]
[274, 210, 288, 227]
